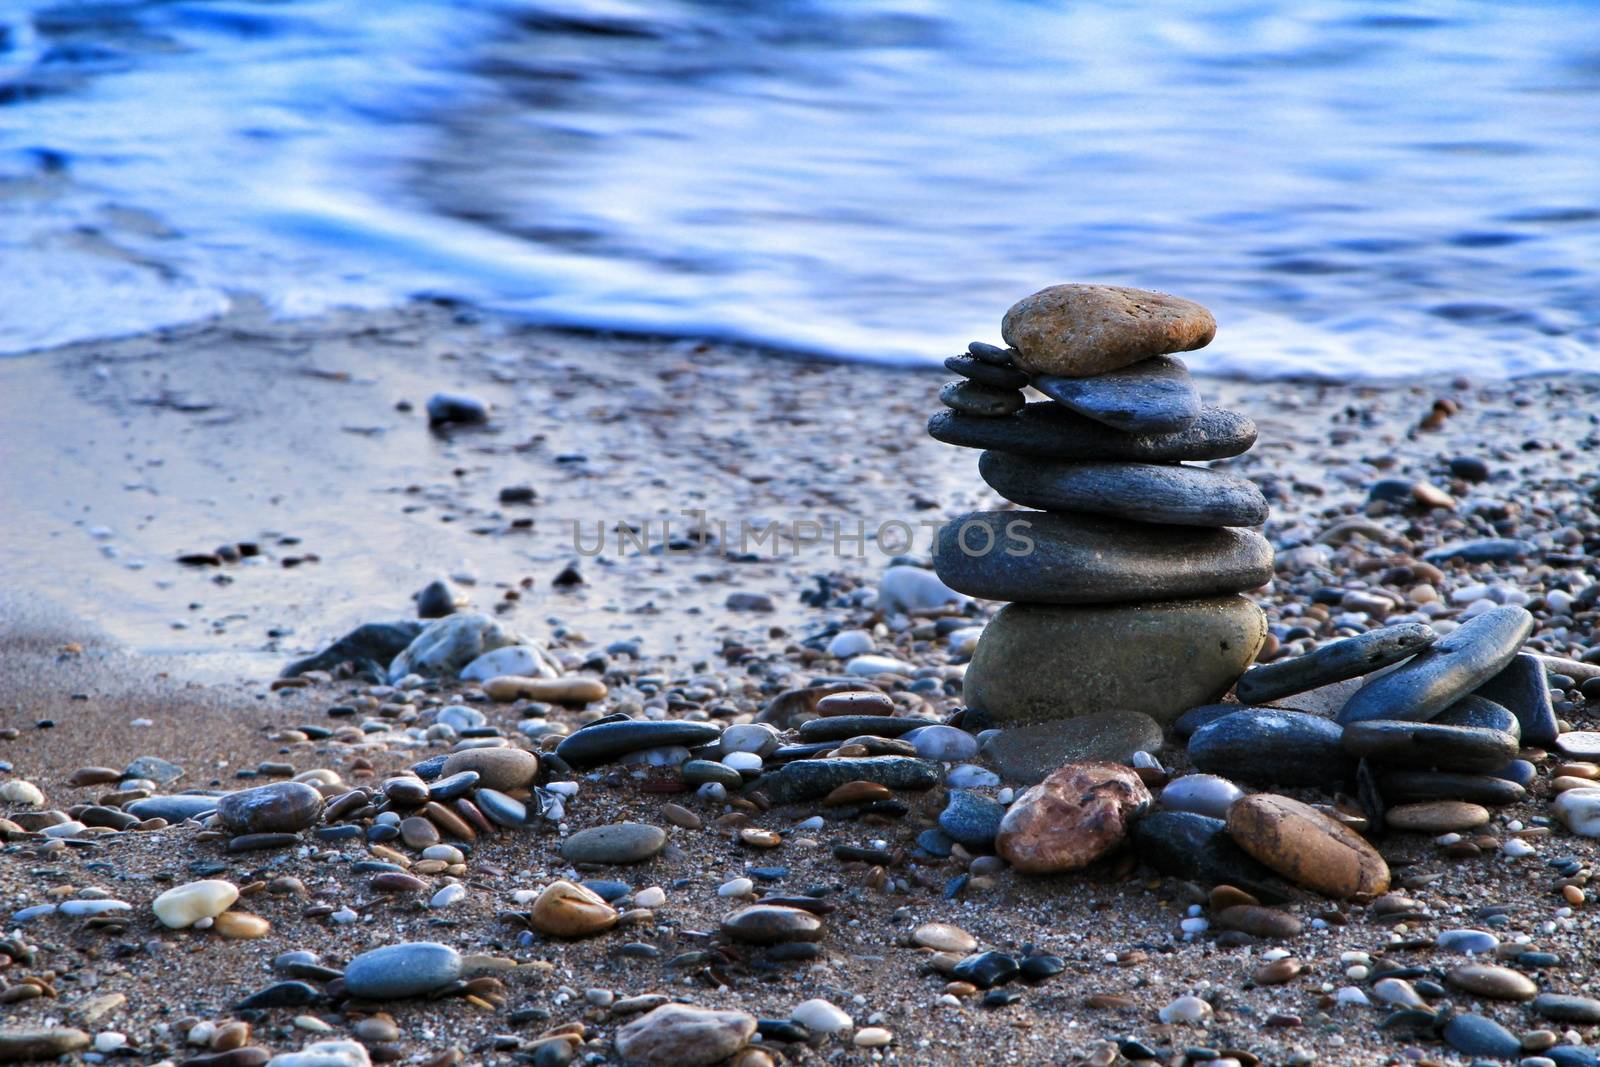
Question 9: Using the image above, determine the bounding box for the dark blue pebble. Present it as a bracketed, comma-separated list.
[937, 790, 1004, 852]
[1442, 1013, 1521, 1059]
[314, 825, 362, 841]
[748, 867, 788, 881]
[1019, 954, 1066, 981]
[1494, 759, 1537, 787]
[1519, 951, 1562, 968]
[619, 943, 661, 958]
[409, 754, 450, 781]
[351, 860, 406, 873]
[235, 980, 320, 1009]
[951, 951, 1019, 989]
[942, 874, 968, 900]
[428, 771, 480, 800]
[366, 825, 400, 843]
[757, 1020, 810, 1043]
[1549, 1047, 1600, 1067]
[580, 880, 631, 903]
[916, 828, 954, 858]
[982, 988, 1023, 1008]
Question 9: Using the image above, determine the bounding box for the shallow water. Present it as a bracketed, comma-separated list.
[3, 0, 1597, 376]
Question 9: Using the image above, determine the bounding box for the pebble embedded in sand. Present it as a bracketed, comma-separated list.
[153, 880, 239, 929]
[530, 880, 619, 938]
[482, 674, 605, 704]
[343, 942, 462, 1000]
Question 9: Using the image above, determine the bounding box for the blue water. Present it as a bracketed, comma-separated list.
[3, 0, 1598, 377]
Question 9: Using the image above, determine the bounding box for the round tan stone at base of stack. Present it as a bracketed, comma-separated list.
[962, 596, 1266, 728]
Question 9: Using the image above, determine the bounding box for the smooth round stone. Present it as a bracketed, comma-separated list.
[682, 760, 743, 789]
[1434, 695, 1520, 739]
[1172, 704, 1244, 739]
[967, 340, 1015, 365]
[1001, 283, 1215, 378]
[1337, 605, 1534, 724]
[152, 880, 239, 929]
[983, 711, 1163, 785]
[387, 613, 522, 682]
[1386, 801, 1490, 833]
[555, 720, 721, 770]
[905, 725, 979, 762]
[125, 795, 220, 823]
[945, 764, 1001, 789]
[1494, 758, 1538, 787]
[1475, 652, 1559, 747]
[613, 1004, 757, 1067]
[938, 791, 1005, 852]
[797, 716, 929, 742]
[1556, 732, 1600, 760]
[1442, 1013, 1522, 1059]
[475, 788, 527, 828]
[939, 379, 1023, 417]
[1446, 963, 1538, 1000]
[844, 654, 912, 676]
[217, 782, 323, 835]
[1374, 770, 1526, 807]
[916, 828, 954, 857]
[997, 762, 1150, 873]
[1235, 622, 1436, 706]
[945, 354, 1029, 389]
[458, 645, 545, 682]
[426, 391, 488, 425]
[399, 816, 440, 849]
[532, 880, 619, 938]
[791, 999, 852, 1035]
[721, 751, 763, 773]
[1552, 787, 1600, 837]
[1188, 709, 1351, 787]
[934, 511, 1272, 606]
[561, 823, 666, 865]
[439, 748, 538, 791]
[951, 950, 1020, 989]
[0, 1029, 92, 1060]
[1436, 928, 1500, 954]
[1373, 977, 1426, 1007]
[913, 922, 977, 953]
[964, 597, 1266, 728]
[1031, 353, 1200, 434]
[1159, 774, 1245, 820]
[721, 905, 824, 945]
[1227, 794, 1390, 899]
[814, 690, 895, 716]
[1131, 810, 1296, 904]
[928, 403, 1256, 464]
[877, 565, 967, 616]
[978, 453, 1267, 527]
[428, 770, 482, 800]
[344, 942, 462, 1000]
[720, 723, 781, 756]
[1340, 720, 1519, 774]
[748, 755, 940, 805]
[1533, 994, 1600, 1023]
[123, 755, 184, 783]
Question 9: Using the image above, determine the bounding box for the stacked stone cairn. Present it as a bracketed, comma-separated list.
[929, 283, 1274, 783]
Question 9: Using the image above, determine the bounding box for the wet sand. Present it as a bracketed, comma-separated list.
[3, 302, 1600, 1065]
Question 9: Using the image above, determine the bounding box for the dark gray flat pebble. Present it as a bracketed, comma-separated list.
[940, 380, 1024, 418]
[1424, 539, 1538, 564]
[1434, 694, 1520, 740]
[235, 980, 321, 1010]
[1188, 709, 1351, 787]
[938, 791, 1004, 852]
[1475, 653, 1559, 747]
[1337, 606, 1533, 725]
[1033, 354, 1200, 433]
[1130, 811, 1297, 904]
[795, 716, 935, 742]
[928, 403, 1256, 462]
[945, 354, 1029, 389]
[1441, 1013, 1521, 1059]
[1341, 720, 1520, 773]
[555, 720, 722, 769]
[978, 453, 1268, 527]
[1236, 622, 1435, 706]
[748, 756, 940, 804]
[1375, 769, 1526, 806]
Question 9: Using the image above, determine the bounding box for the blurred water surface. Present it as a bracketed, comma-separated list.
[3, 0, 1597, 375]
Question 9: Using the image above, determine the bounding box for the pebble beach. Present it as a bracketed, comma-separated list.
[4, 295, 1600, 1067]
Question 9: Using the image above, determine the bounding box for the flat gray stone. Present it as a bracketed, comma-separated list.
[123, 756, 184, 784]
[983, 711, 1163, 785]
[1474, 652, 1558, 748]
[944, 354, 1028, 389]
[556, 720, 721, 769]
[125, 795, 222, 823]
[1434, 694, 1520, 740]
[928, 403, 1256, 462]
[1533, 993, 1600, 1024]
[1341, 720, 1520, 773]
[1337, 606, 1533, 725]
[933, 510, 1273, 605]
[343, 942, 461, 1000]
[940, 379, 1023, 417]
[1033, 354, 1201, 433]
[978, 453, 1268, 527]
[747, 756, 940, 804]
[795, 716, 936, 742]
[1188, 709, 1352, 787]
[1236, 623, 1436, 705]
[1424, 539, 1537, 564]
[1375, 769, 1526, 807]
[561, 822, 667, 865]
[217, 781, 324, 835]
[1556, 731, 1600, 759]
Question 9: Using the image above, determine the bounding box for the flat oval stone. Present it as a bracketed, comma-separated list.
[796, 716, 932, 742]
[152, 879, 239, 928]
[951, 950, 1021, 989]
[747, 756, 940, 804]
[1341, 720, 1519, 774]
[1215, 904, 1302, 939]
[1001, 283, 1216, 377]
[963, 597, 1266, 728]
[928, 403, 1256, 462]
[217, 782, 323, 835]
[1556, 732, 1600, 760]
[1437, 928, 1500, 954]
[1533, 993, 1600, 1023]
[940, 379, 1024, 417]
[1236, 623, 1436, 706]
[1130, 811, 1297, 904]
[1337, 605, 1534, 725]
[1188, 709, 1352, 787]
[125, 794, 221, 823]
[934, 511, 1273, 604]
[438, 748, 538, 791]
[1032, 354, 1200, 433]
[556, 720, 721, 770]
[997, 762, 1150, 872]
[0, 1029, 92, 1061]
[1553, 787, 1600, 837]
[531, 879, 619, 938]
[913, 922, 977, 953]
[945, 354, 1028, 389]
[1442, 1013, 1522, 1059]
[1159, 773, 1245, 819]
[1446, 963, 1537, 1000]
[720, 905, 823, 944]
[905, 725, 980, 762]
[1475, 653, 1558, 748]
[1226, 794, 1390, 899]
[1385, 801, 1490, 833]
[1434, 695, 1520, 739]
[682, 759, 743, 788]
[613, 1003, 757, 1067]
[343, 942, 461, 1000]
[1374, 770, 1526, 806]
[561, 822, 666, 865]
[977, 454, 1268, 527]
[475, 788, 527, 828]
[983, 712, 1163, 785]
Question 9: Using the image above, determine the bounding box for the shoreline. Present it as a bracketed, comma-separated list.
[3, 301, 1600, 1065]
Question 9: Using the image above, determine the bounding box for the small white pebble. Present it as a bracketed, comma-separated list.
[718, 878, 754, 898]
[635, 886, 666, 909]
[1158, 996, 1212, 1025]
[854, 1027, 893, 1048]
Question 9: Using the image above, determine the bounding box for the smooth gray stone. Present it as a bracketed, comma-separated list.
[1236, 622, 1436, 705]
[966, 341, 1016, 366]
[1533, 993, 1600, 1024]
[123, 756, 184, 784]
[560, 822, 666, 865]
[1556, 732, 1600, 759]
[281, 621, 423, 681]
[1033, 354, 1200, 433]
[1337, 606, 1534, 725]
[1424, 539, 1537, 564]
[217, 781, 323, 835]
[681, 759, 743, 788]
[1441, 1013, 1521, 1059]
[1172, 704, 1245, 739]
[938, 791, 1005, 851]
[747, 756, 940, 804]
[1493, 758, 1537, 786]
[1474, 652, 1558, 747]
[1374, 769, 1526, 806]
[978, 453, 1268, 527]
[555, 720, 721, 769]
[940, 379, 1023, 417]
[1130, 811, 1297, 904]
[1187, 709, 1352, 787]
[795, 716, 937, 742]
[474, 788, 527, 828]
[932, 510, 1273, 604]
[928, 403, 1257, 462]
[343, 942, 461, 1000]
[125, 795, 221, 822]
[944, 355, 1028, 389]
[983, 712, 1164, 785]
[1434, 694, 1520, 741]
[1340, 720, 1520, 773]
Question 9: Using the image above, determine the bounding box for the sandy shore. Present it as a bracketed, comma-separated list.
[3, 302, 1600, 1066]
